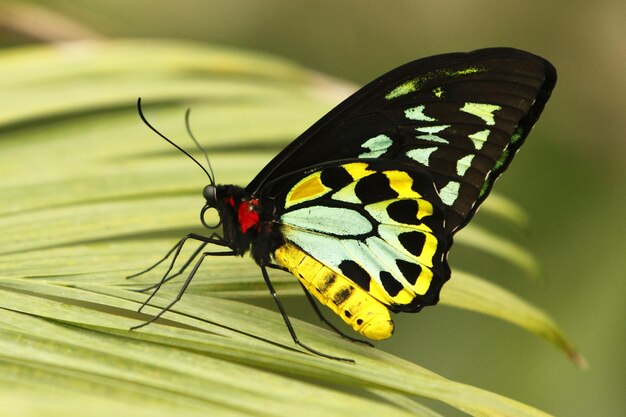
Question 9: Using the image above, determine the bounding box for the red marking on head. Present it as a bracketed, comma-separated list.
[227, 197, 235, 207]
[238, 199, 260, 233]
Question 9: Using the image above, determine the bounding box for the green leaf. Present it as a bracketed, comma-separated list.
[440, 271, 586, 368]
[455, 224, 540, 276]
[479, 194, 530, 230]
[0, 39, 582, 416]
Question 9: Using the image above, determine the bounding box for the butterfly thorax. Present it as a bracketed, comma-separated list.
[213, 184, 284, 265]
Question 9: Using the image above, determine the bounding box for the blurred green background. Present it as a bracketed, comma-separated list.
[1, 1, 624, 415]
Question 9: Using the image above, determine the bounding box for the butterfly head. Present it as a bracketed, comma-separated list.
[202, 184, 267, 257]
[200, 184, 252, 234]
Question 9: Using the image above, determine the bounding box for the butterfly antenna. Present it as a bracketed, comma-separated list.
[136, 98, 213, 182]
[185, 107, 216, 186]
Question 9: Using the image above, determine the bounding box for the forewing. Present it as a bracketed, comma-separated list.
[270, 160, 450, 311]
[247, 48, 556, 234]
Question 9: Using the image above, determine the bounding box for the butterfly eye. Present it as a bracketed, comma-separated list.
[200, 204, 222, 229]
[203, 185, 217, 206]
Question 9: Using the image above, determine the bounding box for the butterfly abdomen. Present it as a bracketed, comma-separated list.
[274, 243, 395, 340]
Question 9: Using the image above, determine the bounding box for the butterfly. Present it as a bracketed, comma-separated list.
[130, 47, 556, 362]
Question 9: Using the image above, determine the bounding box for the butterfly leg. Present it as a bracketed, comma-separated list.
[127, 232, 226, 279]
[131, 233, 229, 313]
[265, 263, 373, 347]
[135, 241, 206, 294]
[299, 283, 374, 348]
[260, 265, 355, 363]
[131, 249, 236, 330]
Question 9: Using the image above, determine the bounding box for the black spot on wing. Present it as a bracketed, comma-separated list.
[332, 287, 354, 306]
[355, 172, 398, 205]
[396, 260, 422, 286]
[319, 273, 336, 292]
[408, 171, 438, 196]
[320, 166, 353, 190]
[398, 231, 427, 257]
[380, 271, 404, 297]
[387, 199, 423, 225]
[339, 260, 371, 291]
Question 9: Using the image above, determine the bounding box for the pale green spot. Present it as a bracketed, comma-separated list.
[385, 66, 485, 100]
[386, 80, 420, 100]
[460, 102, 501, 126]
[510, 126, 524, 144]
[406, 147, 438, 167]
[433, 86, 444, 98]
[359, 134, 393, 158]
[282, 206, 372, 236]
[281, 227, 348, 269]
[404, 105, 436, 122]
[456, 154, 475, 176]
[478, 179, 490, 198]
[468, 129, 490, 150]
[439, 181, 460, 206]
[441, 66, 484, 77]
[493, 148, 510, 172]
[332, 182, 361, 204]
[415, 125, 450, 143]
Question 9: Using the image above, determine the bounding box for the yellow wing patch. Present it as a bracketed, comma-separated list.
[343, 162, 375, 180]
[285, 171, 331, 209]
[418, 232, 439, 268]
[414, 267, 433, 295]
[274, 243, 395, 340]
[383, 170, 423, 199]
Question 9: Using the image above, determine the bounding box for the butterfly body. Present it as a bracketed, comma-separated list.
[209, 184, 283, 265]
[135, 48, 556, 359]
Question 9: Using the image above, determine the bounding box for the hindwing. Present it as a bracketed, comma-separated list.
[270, 160, 450, 311]
[248, 48, 556, 234]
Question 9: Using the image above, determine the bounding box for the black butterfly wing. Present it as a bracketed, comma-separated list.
[247, 47, 556, 234]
